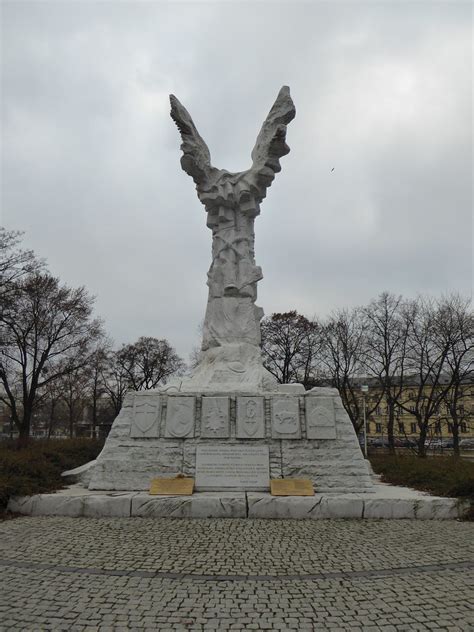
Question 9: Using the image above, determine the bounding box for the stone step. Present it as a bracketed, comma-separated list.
[7, 485, 469, 520]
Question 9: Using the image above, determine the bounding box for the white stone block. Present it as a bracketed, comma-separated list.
[33, 494, 84, 517]
[321, 496, 364, 518]
[247, 493, 324, 519]
[132, 492, 246, 518]
[277, 383, 305, 394]
[363, 498, 417, 519]
[83, 493, 136, 517]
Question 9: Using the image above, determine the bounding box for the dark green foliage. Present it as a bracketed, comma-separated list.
[370, 454, 474, 499]
[0, 439, 104, 513]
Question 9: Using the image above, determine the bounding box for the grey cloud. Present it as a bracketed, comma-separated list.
[1, 1, 471, 359]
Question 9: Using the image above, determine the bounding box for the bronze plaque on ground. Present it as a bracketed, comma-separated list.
[270, 479, 314, 496]
[149, 477, 194, 495]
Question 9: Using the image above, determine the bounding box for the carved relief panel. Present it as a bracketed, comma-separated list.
[164, 396, 195, 438]
[200, 397, 230, 438]
[271, 396, 301, 439]
[236, 396, 265, 439]
[305, 397, 336, 440]
[130, 396, 161, 438]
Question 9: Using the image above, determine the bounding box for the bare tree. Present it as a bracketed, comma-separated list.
[320, 308, 381, 434]
[435, 294, 474, 456]
[362, 292, 411, 453]
[100, 349, 130, 416]
[115, 336, 185, 391]
[394, 297, 454, 457]
[57, 363, 91, 438]
[261, 311, 319, 387]
[84, 341, 112, 438]
[0, 273, 103, 445]
[0, 228, 44, 294]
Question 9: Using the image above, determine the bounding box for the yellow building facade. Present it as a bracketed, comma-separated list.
[362, 382, 474, 442]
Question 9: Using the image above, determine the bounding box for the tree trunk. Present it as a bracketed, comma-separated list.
[47, 400, 56, 440]
[17, 406, 31, 448]
[92, 394, 97, 439]
[18, 422, 30, 449]
[417, 422, 427, 457]
[69, 409, 74, 438]
[387, 401, 395, 454]
[452, 420, 460, 457]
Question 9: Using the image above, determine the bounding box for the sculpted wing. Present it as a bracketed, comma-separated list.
[170, 94, 212, 185]
[250, 86, 296, 190]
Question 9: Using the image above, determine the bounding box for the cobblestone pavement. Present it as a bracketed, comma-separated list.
[0, 517, 472, 631]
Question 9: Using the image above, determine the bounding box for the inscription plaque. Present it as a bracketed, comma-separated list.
[236, 396, 265, 438]
[149, 477, 194, 495]
[200, 396, 230, 438]
[130, 396, 161, 438]
[195, 445, 270, 490]
[271, 478, 314, 496]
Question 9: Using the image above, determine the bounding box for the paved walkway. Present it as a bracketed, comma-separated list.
[0, 517, 472, 630]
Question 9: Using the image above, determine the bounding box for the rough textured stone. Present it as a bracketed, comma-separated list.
[9, 485, 468, 520]
[82, 493, 136, 518]
[89, 388, 375, 493]
[131, 492, 246, 518]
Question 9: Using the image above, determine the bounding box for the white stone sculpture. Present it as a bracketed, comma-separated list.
[170, 87, 295, 392]
[81, 88, 376, 497]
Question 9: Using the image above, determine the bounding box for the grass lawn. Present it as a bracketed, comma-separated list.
[0, 438, 104, 514]
[369, 453, 474, 500]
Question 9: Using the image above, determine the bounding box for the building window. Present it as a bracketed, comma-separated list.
[461, 423, 468, 433]
[398, 422, 405, 433]
[434, 422, 441, 434]
[448, 423, 453, 433]
[410, 423, 417, 434]
[375, 423, 382, 433]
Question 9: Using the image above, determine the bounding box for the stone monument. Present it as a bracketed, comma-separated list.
[88, 87, 374, 494]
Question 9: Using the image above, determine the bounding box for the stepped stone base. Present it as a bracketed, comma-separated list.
[7, 484, 468, 520]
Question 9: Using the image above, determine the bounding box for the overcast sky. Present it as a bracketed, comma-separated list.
[1, 1, 472, 360]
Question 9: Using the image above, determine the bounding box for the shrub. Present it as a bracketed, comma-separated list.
[0, 439, 104, 513]
[369, 454, 474, 499]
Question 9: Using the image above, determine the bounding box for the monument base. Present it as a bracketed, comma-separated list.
[86, 386, 375, 494]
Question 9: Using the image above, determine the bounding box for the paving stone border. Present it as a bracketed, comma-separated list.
[1, 557, 472, 582]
